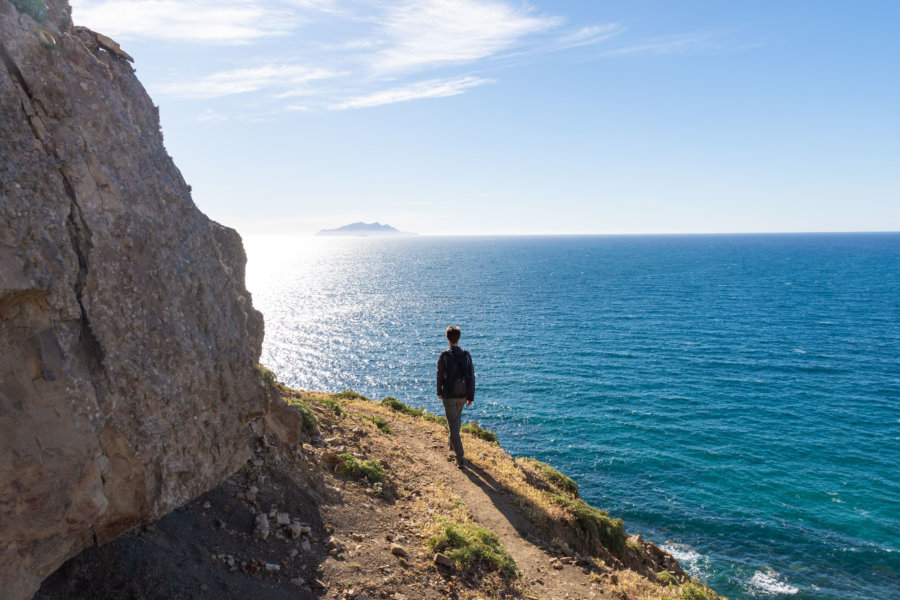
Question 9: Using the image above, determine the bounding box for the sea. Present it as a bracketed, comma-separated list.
[244, 233, 900, 600]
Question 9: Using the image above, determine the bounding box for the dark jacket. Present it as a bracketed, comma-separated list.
[436, 346, 475, 402]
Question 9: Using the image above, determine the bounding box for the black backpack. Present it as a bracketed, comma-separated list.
[446, 350, 471, 398]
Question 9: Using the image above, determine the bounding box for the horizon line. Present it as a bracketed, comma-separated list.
[241, 229, 900, 238]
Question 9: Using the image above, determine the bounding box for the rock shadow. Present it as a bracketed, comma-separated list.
[35, 473, 327, 600]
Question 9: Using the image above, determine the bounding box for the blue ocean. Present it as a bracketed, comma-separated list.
[245, 233, 900, 600]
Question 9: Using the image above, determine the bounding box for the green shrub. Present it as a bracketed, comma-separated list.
[318, 397, 345, 416]
[543, 492, 626, 557]
[11, 0, 48, 22]
[331, 389, 371, 401]
[337, 453, 385, 484]
[461, 421, 498, 443]
[657, 571, 678, 586]
[680, 581, 721, 600]
[522, 458, 579, 496]
[428, 518, 517, 577]
[627, 538, 645, 556]
[381, 396, 424, 417]
[378, 396, 449, 426]
[286, 399, 317, 432]
[259, 364, 278, 386]
[366, 416, 392, 435]
[422, 412, 448, 426]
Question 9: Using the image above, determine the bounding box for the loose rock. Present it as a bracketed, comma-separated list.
[323, 452, 343, 464]
[434, 553, 454, 568]
[253, 514, 270, 540]
[289, 522, 304, 539]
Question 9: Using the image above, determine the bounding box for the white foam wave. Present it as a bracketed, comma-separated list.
[662, 542, 702, 563]
[749, 567, 799, 596]
[661, 542, 711, 580]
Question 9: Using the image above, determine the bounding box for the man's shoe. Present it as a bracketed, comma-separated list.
[457, 460, 467, 469]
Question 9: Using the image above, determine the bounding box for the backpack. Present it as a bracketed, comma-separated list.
[446, 350, 471, 398]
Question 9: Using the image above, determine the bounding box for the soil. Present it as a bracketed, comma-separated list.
[35, 395, 669, 600]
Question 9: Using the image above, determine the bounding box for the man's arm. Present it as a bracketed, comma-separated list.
[466, 352, 475, 405]
[436, 353, 445, 399]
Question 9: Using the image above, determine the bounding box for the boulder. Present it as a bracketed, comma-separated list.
[0, 1, 266, 597]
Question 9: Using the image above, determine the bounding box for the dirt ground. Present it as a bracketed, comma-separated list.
[36, 392, 696, 600]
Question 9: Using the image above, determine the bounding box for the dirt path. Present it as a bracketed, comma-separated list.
[395, 420, 615, 600]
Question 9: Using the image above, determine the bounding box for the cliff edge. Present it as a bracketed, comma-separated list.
[0, 1, 266, 598]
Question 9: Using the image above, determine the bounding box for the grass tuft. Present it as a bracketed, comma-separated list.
[331, 389, 371, 401]
[461, 421, 498, 444]
[284, 397, 317, 432]
[627, 538, 645, 556]
[544, 492, 626, 557]
[318, 397, 345, 416]
[11, 0, 48, 21]
[422, 412, 448, 426]
[428, 518, 517, 577]
[521, 458, 579, 496]
[259, 364, 278, 386]
[336, 452, 385, 484]
[656, 571, 678, 586]
[680, 581, 722, 600]
[365, 416, 392, 435]
[381, 396, 423, 417]
[380, 396, 450, 426]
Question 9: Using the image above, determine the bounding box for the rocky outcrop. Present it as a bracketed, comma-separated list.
[0, 1, 266, 598]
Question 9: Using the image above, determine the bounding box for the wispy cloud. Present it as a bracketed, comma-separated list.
[71, 0, 717, 112]
[602, 33, 714, 57]
[552, 24, 625, 50]
[161, 65, 342, 98]
[372, 0, 560, 73]
[69, 0, 300, 44]
[329, 76, 494, 110]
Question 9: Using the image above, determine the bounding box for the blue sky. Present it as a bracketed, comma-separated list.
[70, 0, 899, 235]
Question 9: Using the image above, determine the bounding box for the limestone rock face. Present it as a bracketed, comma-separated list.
[0, 1, 266, 598]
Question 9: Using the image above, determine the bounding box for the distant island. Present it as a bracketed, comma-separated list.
[316, 222, 416, 237]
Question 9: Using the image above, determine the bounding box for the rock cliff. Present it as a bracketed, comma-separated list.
[0, 1, 266, 598]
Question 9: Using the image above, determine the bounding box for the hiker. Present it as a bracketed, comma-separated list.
[436, 325, 475, 469]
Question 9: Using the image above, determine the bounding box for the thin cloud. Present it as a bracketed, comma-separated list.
[161, 65, 341, 98]
[552, 24, 625, 50]
[602, 33, 714, 57]
[373, 0, 560, 73]
[70, 0, 298, 44]
[329, 76, 494, 110]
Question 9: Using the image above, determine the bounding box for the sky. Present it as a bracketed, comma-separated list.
[69, 0, 900, 236]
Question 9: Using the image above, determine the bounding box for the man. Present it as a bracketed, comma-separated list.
[436, 325, 475, 469]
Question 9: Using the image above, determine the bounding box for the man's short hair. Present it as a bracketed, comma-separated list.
[446, 326, 461, 344]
